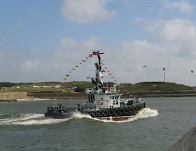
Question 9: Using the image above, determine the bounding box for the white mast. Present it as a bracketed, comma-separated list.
[91, 51, 104, 90]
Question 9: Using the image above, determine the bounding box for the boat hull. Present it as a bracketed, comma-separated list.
[81, 102, 145, 118]
[44, 112, 72, 119]
[96, 116, 132, 121]
[44, 102, 145, 119]
[44, 106, 74, 119]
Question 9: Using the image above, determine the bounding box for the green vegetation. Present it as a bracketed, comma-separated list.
[0, 81, 194, 94]
[119, 82, 193, 93]
[0, 82, 16, 88]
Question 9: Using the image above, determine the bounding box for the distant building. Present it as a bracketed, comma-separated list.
[54, 85, 61, 88]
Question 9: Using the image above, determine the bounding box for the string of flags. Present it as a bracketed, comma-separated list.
[63, 53, 93, 80]
[64, 51, 117, 83]
[102, 64, 117, 83]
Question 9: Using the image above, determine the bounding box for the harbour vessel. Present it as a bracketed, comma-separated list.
[45, 51, 146, 121]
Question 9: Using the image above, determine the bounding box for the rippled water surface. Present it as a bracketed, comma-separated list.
[0, 97, 195, 151]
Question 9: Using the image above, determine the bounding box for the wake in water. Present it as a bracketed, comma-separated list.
[0, 113, 71, 126]
[0, 108, 158, 125]
[71, 108, 158, 123]
[123, 108, 158, 123]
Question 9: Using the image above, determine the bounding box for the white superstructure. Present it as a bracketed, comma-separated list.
[85, 51, 124, 109]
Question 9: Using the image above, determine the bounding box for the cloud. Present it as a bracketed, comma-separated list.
[59, 36, 101, 49]
[0, 36, 104, 82]
[89, 17, 196, 85]
[104, 40, 168, 83]
[1, 18, 196, 85]
[124, 18, 196, 85]
[20, 60, 40, 73]
[105, 39, 196, 85]
[150, 19, 196, 41]
[1, 33, 196, 85]
[60, 0, 116, 23]
[164, 0, 193, 13]
[57, 36, 102, 60]
[57, 37, 101, 58]
[147, 19, 196, 59]
[59, 37, 78, 48]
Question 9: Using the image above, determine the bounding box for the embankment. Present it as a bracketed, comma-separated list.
[28, 90, 196, 99]
[130, 90, 196, 98]
[0, 92, 27, 102]
[1, 90, 196, 102]
[27, 92, 86, 99]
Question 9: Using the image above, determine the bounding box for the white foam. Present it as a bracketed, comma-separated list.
[126, 108, 158, 122]
[89, 108, 158, 123]
[0, 108, 158, 125]
[71, 111, 92, 119]
[136, 108, 158, 119]
[69, 108, 158, 123]
[0, 113, 71, 125]
[12, 118, 71, 125]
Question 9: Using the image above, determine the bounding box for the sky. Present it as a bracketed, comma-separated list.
[1, 0, 196, 86]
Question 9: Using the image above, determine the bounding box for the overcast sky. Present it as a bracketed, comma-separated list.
[1, 0, 196, 86]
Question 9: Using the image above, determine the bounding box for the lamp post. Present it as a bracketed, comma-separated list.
[163, 68, 166, 82]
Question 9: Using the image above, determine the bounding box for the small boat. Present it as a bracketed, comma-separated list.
[45, 104, 76, 119]
[45, 51, 145, 120]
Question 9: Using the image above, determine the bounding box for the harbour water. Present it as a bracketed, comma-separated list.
[0, 97, 195, 151]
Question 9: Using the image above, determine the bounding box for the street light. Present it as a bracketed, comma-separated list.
[163, 68, 166, 82]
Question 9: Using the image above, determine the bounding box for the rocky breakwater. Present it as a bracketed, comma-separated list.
[0, 92, 27, 102]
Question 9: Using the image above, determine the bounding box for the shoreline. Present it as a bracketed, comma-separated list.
[16, 98, 53, 102]
[1, 93, 196, 103]
[0, 98, 52, 102]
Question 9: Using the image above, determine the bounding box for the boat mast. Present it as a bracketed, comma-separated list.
[91, 51, 104, 90]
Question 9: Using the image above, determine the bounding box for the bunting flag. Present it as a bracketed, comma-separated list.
[64, 51, 117, 83]
[64, 51, 97, 80]
[102, 64, 118, 83]
[92, 51, 99, 56]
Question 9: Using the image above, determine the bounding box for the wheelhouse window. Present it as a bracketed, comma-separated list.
[88, 94, 95, 103]
[110, 96, 115, 99]
[115, 95, 119, 99]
